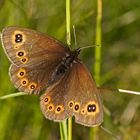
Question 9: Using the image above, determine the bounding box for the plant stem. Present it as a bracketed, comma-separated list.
[90, 0, 102, 140]
[66, 1, 72, 140]
[94, 0, 102, 85]
[0, 92, 26, 100]
[66, 0, 71, 46]
[59, 120, 68, 140]
[59, 0, 71, 140]
[68, 117, 72, 140]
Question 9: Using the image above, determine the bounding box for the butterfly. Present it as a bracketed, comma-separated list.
[1, 26, 103, 127]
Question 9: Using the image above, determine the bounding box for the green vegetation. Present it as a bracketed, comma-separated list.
[0, 0, 140, 140]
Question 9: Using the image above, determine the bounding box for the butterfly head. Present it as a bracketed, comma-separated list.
[71, 48, 81, 58]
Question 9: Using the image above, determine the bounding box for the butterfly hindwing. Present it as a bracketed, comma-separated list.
[40, 61, 103, 126]
[40, 70, 72, 121]
[64, 62, 103, 126]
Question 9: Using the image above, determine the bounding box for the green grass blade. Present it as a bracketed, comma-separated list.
[94, 0, 102, 85]
[90, 0, 102, 140]
[66, 0, 72, 140]
[66, 0, 71, 46]
[0, 92, 26, 100]
[59, 120, 68, 140]
[59, 0, 71, 140]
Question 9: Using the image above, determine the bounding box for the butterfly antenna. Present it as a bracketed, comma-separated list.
[73, 25, 77, 48]
[98, 87, 140, 96]
[100, 125, 120, 140]
[73, 25, 100, 51]
[78, 44, 100, 51]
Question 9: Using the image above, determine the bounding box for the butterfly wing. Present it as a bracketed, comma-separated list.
[65, 62, 103, 126]
[40, 61, 103, 126]
[1, 26, 70, 94]
[40, 70, 72, 121]
[1, 26, 69, 67]
[9, 60, 60, 94]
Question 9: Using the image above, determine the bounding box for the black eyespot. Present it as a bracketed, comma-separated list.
[44, 96, 51, 104]
[82, 110, 85, 113]
[19, 72, 24, 76]
[21, 57, 27, 63]
[69, 102, 73, 108]
[75, 104, 79, 111]
[15, 34, 23, 43]
[16, 34, 22, 38]
[17, 69, 26, 78]
[87, 104, 96, 112]
[30, 85, 35, 89]
[14, 46, 19, 49]
[22, 80, 27, 84]
[57, 107, 61, 112]
[44, 98, 48, 102]
[22, 58, 26, 62]
[49, 105, 53, 110]
[18, 51, 24, 57]
[49, 106, 52, 110]
[15, 38, 22, 43]
[21, 78, 28, 86]
[29, 83, 37, 90]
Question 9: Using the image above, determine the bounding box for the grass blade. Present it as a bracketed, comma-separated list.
[90, 0, 102, 139]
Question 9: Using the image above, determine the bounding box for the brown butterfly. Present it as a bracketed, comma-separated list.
[1, 26, 103, 127]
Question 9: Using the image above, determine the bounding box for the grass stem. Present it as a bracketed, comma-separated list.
[0, 92, 26, 100]
[90, 0, 102, 140]
[59, 0, 71, 140]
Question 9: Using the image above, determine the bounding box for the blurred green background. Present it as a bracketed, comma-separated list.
[0, 0, 140, 140]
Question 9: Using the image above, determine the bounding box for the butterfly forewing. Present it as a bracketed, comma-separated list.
[1, 26, 69, 67]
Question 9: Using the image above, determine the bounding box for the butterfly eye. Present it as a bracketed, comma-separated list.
[48, 103, 55, 111]
[17, 68, 26, 78]
[21, 78, 29, 86]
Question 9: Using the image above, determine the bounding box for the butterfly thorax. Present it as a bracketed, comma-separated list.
[63, 49, 80, 66]
[49, 48, 80, 85]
